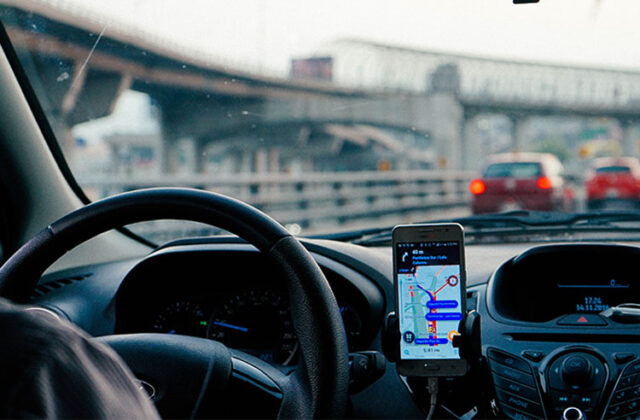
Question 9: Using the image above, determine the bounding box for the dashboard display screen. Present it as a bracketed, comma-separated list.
[558, 279, 629, 313]
[489, 245, 640, 323]
[396, 241, 463, 360]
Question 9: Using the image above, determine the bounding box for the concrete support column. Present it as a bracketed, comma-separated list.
[159, 107, 178, 174]
[252, 148, 268, 197]
[425, 93, 463, 169]
[269, 148, 280, 173]
[239, 150, 252, 173]
[621, 119, 639, 157]
[175, 137, 196, 175]
[509, 115, 528, 152]
[193, 140, 206, 174]
[255, 148, 267, 174]
[159, 133, 174, 174]
[462, 116, 482, 171]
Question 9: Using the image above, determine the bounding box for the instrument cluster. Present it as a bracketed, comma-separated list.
[115, 248, 382, 366]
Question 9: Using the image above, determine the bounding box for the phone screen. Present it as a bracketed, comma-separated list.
[396, 240, 463, 361]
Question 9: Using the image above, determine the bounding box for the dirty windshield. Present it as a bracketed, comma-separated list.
[2, 0, 640, 243]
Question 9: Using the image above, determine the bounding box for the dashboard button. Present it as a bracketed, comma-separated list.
[608, 403, 624, 418]
[624, 361, 640, 377]
[572, 392, 599, 411]
[489, 349, 532, 373]
[548, 352, 606, 391]
[492, 364, 536, 387]
[522, 351, 544, 362]
[549, 363, 568, 390]
[550, 391, 572, 406]
[493, 375, 539, 402]
[557, 314, 607, 326]
[619, 411, 640, 420]
[615, 353, 637, 364]
[500, 403, 542, 420]
[590, 359, 607, 390]
[626, 399, 640, 414]
[495, 388, 543, 417]
[620, 375, 636, 389]
[615, 389, 630, 403]
[562, 355, 593, 387]
[522, 350, 544, 362]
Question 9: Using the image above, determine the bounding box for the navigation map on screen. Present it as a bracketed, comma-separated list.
[396, 241, 462, 360]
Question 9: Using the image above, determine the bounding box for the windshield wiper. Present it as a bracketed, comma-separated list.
[450, 210, 640, 228]
[349, 210, 640, 246]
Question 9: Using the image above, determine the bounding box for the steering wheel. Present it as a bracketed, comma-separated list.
[0, 188, 349, 419]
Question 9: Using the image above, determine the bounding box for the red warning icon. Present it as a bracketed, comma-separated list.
[577, 315, 588, 323]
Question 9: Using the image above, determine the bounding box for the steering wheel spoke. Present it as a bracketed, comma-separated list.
[98, 333, 232, 418]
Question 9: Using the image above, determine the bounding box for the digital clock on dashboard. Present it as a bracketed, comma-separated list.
[487, 244, 640, 323]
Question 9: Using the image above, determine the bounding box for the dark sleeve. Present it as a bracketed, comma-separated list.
[0, 301, 159, 419]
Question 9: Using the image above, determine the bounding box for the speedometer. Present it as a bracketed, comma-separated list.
[207, 289, 297, 365]
[153, 300, 207, 336]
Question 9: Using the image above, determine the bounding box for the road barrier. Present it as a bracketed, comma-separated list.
[80, 170, 475, 238]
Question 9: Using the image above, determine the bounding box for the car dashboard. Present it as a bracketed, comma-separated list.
[114, 243, 385, 366]
[30, 237, 640, 419]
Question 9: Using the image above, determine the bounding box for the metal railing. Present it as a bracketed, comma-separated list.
[80, 170, 474, 233]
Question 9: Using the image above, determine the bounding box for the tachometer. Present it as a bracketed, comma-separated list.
[207, 289, 297, 365]
[152, 300, 207, 336]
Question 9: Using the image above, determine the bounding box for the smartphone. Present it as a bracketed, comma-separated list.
[393, 223, 467, 377]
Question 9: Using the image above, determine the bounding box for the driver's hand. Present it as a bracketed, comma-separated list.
[0, 298, 159, 419]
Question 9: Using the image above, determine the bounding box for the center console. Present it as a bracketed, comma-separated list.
[484, 244, 640, 420]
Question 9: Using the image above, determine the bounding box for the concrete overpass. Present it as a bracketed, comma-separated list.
[2, 0, 640, 174]
[324, 39, 640, 166]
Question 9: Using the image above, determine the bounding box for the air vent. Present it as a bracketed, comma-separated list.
[466, 290, 478, 312]
[30, 273, 92, 300]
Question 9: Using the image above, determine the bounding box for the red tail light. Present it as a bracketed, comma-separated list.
[537, 176, 552, 189]
[469, 179, 486, 195]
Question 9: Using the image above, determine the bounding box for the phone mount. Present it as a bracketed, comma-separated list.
[382, 310, 481, 366]
[382, 310, 483, 415]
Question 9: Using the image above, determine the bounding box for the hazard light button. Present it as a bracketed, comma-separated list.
[557, 314, 607, 326]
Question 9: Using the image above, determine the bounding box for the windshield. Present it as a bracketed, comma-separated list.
[484, 162, 541, 179]
[596, 166, 631, 174]
[2, 0, 640, 243]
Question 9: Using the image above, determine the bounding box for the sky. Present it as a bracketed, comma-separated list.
[63, 0, 640, 74]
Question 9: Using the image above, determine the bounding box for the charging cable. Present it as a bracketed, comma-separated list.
[426, 377, 438, 420]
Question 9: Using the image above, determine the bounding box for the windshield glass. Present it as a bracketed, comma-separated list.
[484, 162, 541, 178]
[596, 166, 631, 174]
[2, 0, 640, 243]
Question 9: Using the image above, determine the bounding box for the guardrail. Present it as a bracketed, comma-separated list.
[80, 170, 475, 236]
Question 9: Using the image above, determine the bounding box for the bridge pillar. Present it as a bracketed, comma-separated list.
[160, 133, 175, 174]
[194, 140, 206, 174]
[462, 115, 482, 171]
[427, 63, 463, 169]
[160, 135, 204, 175]
[269, 148, 280, 172]
[255, 148, 267, 174]
[427, 93, 463, 169]
[621, 120, 639, 157]
[508, 115, 528, 152]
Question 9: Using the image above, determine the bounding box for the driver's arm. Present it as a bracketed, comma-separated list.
[0, 299, 159, 419]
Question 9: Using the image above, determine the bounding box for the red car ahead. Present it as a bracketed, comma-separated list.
[585, 157, 640, 210]
[470, 153, 571, 214]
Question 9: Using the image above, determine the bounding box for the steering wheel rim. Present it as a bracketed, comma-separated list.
[0, 187, 349, 419]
